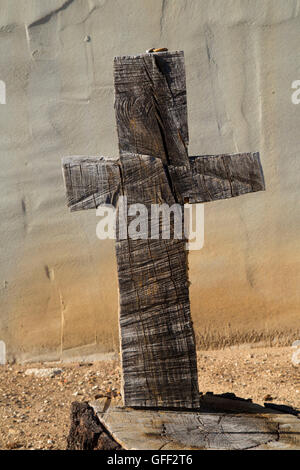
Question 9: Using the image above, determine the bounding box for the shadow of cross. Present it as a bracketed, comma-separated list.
[62, 50, 265, 409]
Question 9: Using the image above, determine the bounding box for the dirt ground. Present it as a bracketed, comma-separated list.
[0, 345, 299, 450]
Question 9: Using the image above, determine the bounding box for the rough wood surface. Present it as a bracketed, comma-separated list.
[116, 154, 199, 408]
[62, 152, 201, 408]
[62, 151, 265, 212]
[61, 51, 266, 410]
[114, 51, 191, 205]
[62, 156, 120, 211]
[170, 151, 265, 203]
[114, 51, 189, 166]
[91, 399, 300, 450]
[67, 401, 121, 450]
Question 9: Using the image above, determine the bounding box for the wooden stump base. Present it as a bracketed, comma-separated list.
[67, 395, 300, 450]
[67, 402, 121, 450]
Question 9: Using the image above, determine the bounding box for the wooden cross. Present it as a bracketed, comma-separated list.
[62, 50, 265, 409]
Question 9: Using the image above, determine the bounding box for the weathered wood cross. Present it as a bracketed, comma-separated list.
[62, 51, 265, 409]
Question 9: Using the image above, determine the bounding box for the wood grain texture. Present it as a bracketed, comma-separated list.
[116, 154, 199, 408]
[113, 52, 265, 204]
[169, 152, 265, 203]
[67, 401, 121, 450]
[114, 51, 190, 203]
[62, 150, 265, 213]
[190, 151, 265, 202]
[93, 400, 300, 450]
[61, 50, 266, 411]
[62, 156, 120, 211]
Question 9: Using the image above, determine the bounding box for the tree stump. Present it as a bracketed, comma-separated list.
[67, 402, 121, 450]
[67, 395, 300, 450]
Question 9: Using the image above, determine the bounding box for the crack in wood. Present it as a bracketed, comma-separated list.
[62, 51, 265, 410]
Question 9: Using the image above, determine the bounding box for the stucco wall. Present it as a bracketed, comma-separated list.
[0, 0, 299, 362]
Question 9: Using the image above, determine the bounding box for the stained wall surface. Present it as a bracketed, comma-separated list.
[0, 0, 299, 362]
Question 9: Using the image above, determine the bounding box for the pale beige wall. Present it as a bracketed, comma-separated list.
[0, 0, 299, 362]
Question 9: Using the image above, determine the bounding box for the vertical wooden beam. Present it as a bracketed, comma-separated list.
[113, 52, 200, 407]
[114, 51, 191, 203]
[116, 154, 199, 408]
